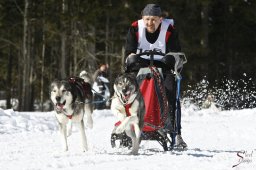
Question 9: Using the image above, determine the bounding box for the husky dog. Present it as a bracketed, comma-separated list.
[111, 74, 145, 155]
[50, 77, 93, 152]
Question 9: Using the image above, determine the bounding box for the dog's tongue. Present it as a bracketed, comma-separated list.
[122, 93, 130, 102]
[56, 100, 66, 110]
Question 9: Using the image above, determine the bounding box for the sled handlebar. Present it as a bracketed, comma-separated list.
[136, 50, 187, 66]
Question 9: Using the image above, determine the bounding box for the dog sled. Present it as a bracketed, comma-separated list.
[111, 49, 187, 151]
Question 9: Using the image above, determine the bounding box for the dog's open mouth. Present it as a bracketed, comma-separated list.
[121, 91, 131, 103]
[56, 101, 66, 110]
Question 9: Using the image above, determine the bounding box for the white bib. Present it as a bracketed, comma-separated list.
[136, 19, 174, 60]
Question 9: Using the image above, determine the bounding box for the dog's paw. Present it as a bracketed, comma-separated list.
[62, 146, 68, 152]
[129, 150, 139, 155]
[115, 125, 125, 134]
[82, 145, 88, 152]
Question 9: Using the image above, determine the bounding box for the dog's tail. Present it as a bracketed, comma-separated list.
[80, 70, 93, 85]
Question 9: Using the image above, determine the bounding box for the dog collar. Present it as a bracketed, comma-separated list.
[66, 115, 73, 119]
[55, 107, 73, 119]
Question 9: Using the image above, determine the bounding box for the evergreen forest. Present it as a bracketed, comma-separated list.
[0, 0, 255, 111]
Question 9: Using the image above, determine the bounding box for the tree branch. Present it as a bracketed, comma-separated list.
[12, 0, 24, 15]
[0, 38, 20, 49]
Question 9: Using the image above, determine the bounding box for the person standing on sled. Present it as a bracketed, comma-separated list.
[124, 4, 187, 148]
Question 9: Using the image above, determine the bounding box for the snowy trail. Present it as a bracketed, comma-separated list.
[0, 108, 256, 170]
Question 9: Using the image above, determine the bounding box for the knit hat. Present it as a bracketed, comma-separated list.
[141, 4, 162, 17]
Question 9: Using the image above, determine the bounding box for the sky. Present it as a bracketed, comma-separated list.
[0, 104, 256, 170]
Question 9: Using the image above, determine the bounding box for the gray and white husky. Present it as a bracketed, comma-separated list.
[50, 77, 93, 152]
[111, 74, 145, 155]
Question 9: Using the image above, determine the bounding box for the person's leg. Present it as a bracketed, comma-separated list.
[164, 72, 177, 146]
[176, 99, 182, 135]
[175, 89, 187, 148]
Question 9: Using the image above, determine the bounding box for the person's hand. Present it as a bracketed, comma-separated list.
[128, 53, 136, 57]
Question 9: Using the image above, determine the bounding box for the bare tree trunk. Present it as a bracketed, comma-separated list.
[60, 34, 66, 79]
[121, 46, 125, 71]
[105, 9, 109, 64]
[201, 1, 210, 79]
[40, 6, 46, 111]
[105, 0, 112, 64]
[6, 44, 13, 109]
[72, 21, 78, 75]
[20, 0, 29, 111]
[60, 0, 67, 79]
[19, 0, 35, 111]
[87, 25, 97, 71]
[201, 1, 209, 50]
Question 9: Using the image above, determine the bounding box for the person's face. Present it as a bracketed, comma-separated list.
[100, 65, 107, 72]
[142, 16, 162, 33]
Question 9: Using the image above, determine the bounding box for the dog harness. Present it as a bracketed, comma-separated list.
[68, 77, 92, 103]
[113, 79, 138, 128]
[66, 115, 73, 119]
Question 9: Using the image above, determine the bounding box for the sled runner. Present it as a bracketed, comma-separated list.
[111, 49, 187, 151]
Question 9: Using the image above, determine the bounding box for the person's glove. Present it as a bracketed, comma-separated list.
[125, 53, 136, 66]
[161, 54, 176, 70]
[124, 53, 141, 72]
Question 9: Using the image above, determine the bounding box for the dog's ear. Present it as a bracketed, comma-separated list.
[50, 80, 59, 90]
[49, 80, 59, 98]
[114, 74, 123, 84]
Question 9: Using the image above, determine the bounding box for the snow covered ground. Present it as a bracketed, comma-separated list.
[0, 106, 255, 170]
